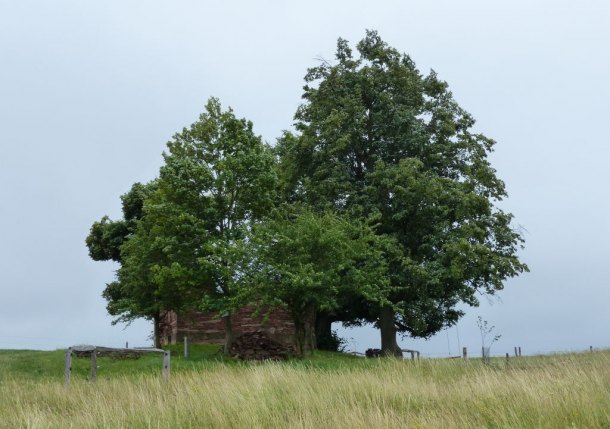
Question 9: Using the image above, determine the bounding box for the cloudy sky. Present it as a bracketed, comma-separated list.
[1, 0, 608, 356]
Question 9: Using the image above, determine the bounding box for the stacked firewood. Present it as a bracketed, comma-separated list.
[229, 331, 293, 361]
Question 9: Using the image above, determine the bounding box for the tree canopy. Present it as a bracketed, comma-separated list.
[276, 30, 528, 355]
[87, 31, 527, 356]
[239, 207, 391, 355]
[90, 98, 277, 351]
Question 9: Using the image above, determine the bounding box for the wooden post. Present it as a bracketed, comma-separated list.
[90, 348, 97, 383]
[410, 351, 415, 360]
[163, 351, 170, 381]
[590, 346, 593, 353]
[518, 347, 522, 357]
[126, 341, 129, 348]
[416, 351, 420, 360]
[64, 347, 72, 386]
[184, 336, 189, 358]
[462, 347, 467, 360]
[506, 352, 509, 364]
[514, 347, 518, 357]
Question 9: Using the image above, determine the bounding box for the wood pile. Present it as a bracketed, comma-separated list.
[365, 348, 382, 358]
[229, 331, 293, 361]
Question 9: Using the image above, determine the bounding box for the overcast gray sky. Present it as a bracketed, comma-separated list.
[1, 0, 608, 356]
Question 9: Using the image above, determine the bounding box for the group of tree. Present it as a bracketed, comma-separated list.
[86, 31, 528, 356]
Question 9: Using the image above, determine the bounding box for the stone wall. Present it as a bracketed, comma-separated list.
[160, 306, 295, 347]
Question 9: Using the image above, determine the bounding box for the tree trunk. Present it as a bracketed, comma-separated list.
[315, 311, 334, 351]
[153, 313, 162, 349]
[293, 304, 317, 356]
[303, 304, 317, 353]
[222, 313, 234, 356]
[379, 305, 402, 357]
[294, 320, 306, 357]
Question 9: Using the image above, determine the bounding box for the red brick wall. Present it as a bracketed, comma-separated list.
[160, 306, 295, 346]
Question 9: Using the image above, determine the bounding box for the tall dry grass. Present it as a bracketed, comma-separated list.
[0, 351, 608, 428]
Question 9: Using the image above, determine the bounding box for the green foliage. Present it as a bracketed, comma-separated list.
[240, 207, 390, 354]
[316, 329, 349, 353]
[86, 99, 277, 348]
[276, 30, 528, 343]
[150, 97, 278, 315]
[86, 182, 157, 264]
[87, 32, 528, 355]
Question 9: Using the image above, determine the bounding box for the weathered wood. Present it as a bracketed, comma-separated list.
[518, 347, 522, 357]
[64, 347, 72, 386]
[590, 345, 593, 353]
[506, 352, 509, 363]
[514, 347, 518, 357]
[72, 345, 164, 359]
[184, 336, 190, 358]
[90, 348, 97, 383]
[462, 347, 468, 359]
[163, 351, 170, 381]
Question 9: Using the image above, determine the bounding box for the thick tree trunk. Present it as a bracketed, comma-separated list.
[315, 311, 334, 351]
[303, 304, 317, 353]
[294, 320, 306, 357]
[222, 313, 234, 356]
[379, 305, 402, 357]
[293, 304, 317, 356]
[153, 313, 162, 349]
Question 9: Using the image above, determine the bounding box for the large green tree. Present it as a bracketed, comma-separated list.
[86, 99, 277, 352]
[240, 207, 391, 355]
[277, 31, 528, 356]
[148, 97, 278, 354]
[85, 182, 176, 347]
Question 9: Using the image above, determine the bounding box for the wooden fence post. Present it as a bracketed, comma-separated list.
[90, 348, 97, 383]
[163, 351, 171, 381]
[518, 347, 522, 357]
[505, 352, 509, 364]
[590, 346, 593, 353]
[184, 336, 189, 358]
[64, 347, 72, 386]
[514, 347, 518, 357]
[462, 347, 467, 360]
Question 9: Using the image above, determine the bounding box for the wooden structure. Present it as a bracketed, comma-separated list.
[159, 306, 296, 347]
[65, 345, 167, 385]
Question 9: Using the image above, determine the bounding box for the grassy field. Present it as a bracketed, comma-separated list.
[0, 346, 608, 428]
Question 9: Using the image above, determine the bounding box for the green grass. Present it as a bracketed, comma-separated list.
[0, 347, 608, 428]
